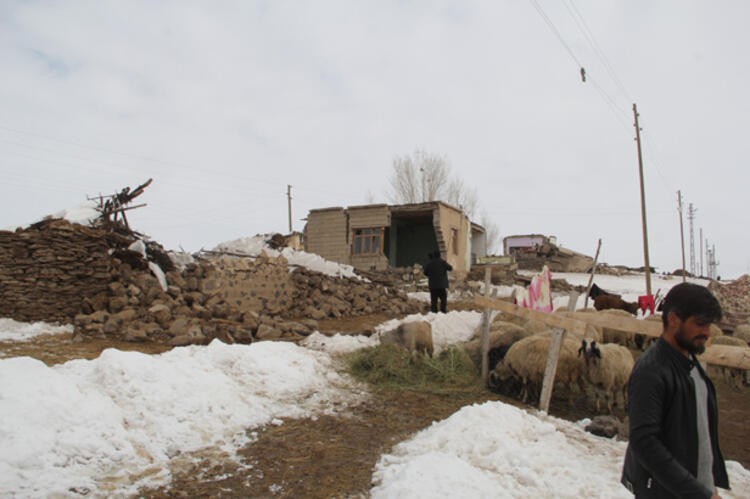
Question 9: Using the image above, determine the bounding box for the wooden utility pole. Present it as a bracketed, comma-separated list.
[287, 185, 293, 233]
[677, 191, 686, 282]
[633, 103, 652, 296]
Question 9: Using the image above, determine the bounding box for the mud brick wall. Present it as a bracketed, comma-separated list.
[0, 220, 111, 323]
[201, 254, 295, 315]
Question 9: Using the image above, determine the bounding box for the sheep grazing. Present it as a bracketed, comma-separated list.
[594, 294, 640, 315]
[489, 334, 584, 405]
[578, 339, 634, 413]
[465, 321, 530, 371]
[380, 321, 434, 357]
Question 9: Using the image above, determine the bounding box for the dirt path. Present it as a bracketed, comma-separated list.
[143, 388, 510, 498]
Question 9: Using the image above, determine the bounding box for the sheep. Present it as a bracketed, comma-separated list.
[380, 321, 434, 357]
[598, 309, 634, 346]
[489, 334, 585, 405]
[708, 335, 748, 348]
[594, 295, 640, 315]
[465, 321, 531, 371]
[734, 324, 750, 345]
[578, 339, 634, 413]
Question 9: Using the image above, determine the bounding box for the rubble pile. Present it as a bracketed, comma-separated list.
[73, 250, 421, 345]
[709, 275, 750, 330]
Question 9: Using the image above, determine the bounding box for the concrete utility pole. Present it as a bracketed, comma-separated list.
[688, 203, 697, 275]
[677, 191, 686, 282]
[633, 103, 652, 295]
[287, 185, 293, 233]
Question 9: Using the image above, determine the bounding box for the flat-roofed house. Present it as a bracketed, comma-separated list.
[304, 201, 486, 274]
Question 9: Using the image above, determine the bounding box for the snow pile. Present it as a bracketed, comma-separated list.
[301, 331, 380, 354]
[0, 318, 73, 341]
[50, 202, 101, 226]
[371, 401, 750, 498]
[0, 340, 362, 497]
[213, 235, 360, 279]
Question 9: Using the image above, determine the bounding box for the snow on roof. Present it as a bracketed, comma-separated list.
[212, 235, 361, 279]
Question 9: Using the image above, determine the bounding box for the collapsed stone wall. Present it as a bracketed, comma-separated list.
[74, 253, 421, 346]
[0, 220, 112, 322]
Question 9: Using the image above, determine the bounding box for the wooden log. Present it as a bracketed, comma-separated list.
[699, 345, 750, 370]
[578, 313, 663, 338]
[474, 296, 588, 337]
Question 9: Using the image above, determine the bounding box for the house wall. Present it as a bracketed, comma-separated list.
[347, 205, 389, 228]
[435, 204, 470, 274]
[305, 208, 350, 265]
[348, 205, 390, 270]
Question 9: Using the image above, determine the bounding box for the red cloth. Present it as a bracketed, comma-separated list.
[638, 294, 655, 315]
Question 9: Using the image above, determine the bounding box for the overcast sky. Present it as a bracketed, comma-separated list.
[1, 1, 748, 279]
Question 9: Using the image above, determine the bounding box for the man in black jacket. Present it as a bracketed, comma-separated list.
[424, 251, 452, 313]
[621, 282, 729, 498]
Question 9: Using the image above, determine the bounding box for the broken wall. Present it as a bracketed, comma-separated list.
[0, 220, 112, 322]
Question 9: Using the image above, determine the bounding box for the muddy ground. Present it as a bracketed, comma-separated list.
[2, 310, 748, 498]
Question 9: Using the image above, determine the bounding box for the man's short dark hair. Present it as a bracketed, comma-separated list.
[661, 282, 722, 327]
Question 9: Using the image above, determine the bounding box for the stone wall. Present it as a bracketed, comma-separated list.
[0, 220, 112, 322]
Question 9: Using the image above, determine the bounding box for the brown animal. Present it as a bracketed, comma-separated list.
[380, 321, 434, 357]
[594, 295, 639, 315]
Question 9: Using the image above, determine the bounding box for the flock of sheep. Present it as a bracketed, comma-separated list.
[380, 307, 750, 416]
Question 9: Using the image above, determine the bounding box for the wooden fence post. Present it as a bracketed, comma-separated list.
[539, 290, 579, 413]
[481, 266, 492, 382]
[583, 239, 602, 310]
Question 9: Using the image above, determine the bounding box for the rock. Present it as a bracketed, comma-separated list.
[256, 323, 282, 340]
[123, 324, 150, 342]
[148, 304, 171, 326]
[169, 317, 191, 337]
[585, 415, 627, 439]
[109, 296, 129, 313]
[113, 308, 138, 324]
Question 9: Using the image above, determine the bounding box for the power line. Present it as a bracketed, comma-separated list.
[564, 0, 634, 103]
[527, 0, 632, 133]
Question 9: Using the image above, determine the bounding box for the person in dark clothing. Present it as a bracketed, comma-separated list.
[621, 282, 728, 499]
[423, 251, 452, 313]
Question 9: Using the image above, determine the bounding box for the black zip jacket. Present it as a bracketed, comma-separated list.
[621, 338, 729, 498]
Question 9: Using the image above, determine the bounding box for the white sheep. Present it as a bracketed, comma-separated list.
[489, 334, 584, 405]
[380, 321, 434, 357]
[578, 339, 634, 413]
[734, 324, 750, 345]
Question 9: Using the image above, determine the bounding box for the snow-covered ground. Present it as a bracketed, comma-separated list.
[0, 318, 73, 341]
[1, 271, 748, 498]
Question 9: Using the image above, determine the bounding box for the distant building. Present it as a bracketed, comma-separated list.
[503, 233, 593, 272]
[304, 201, 486, 273]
